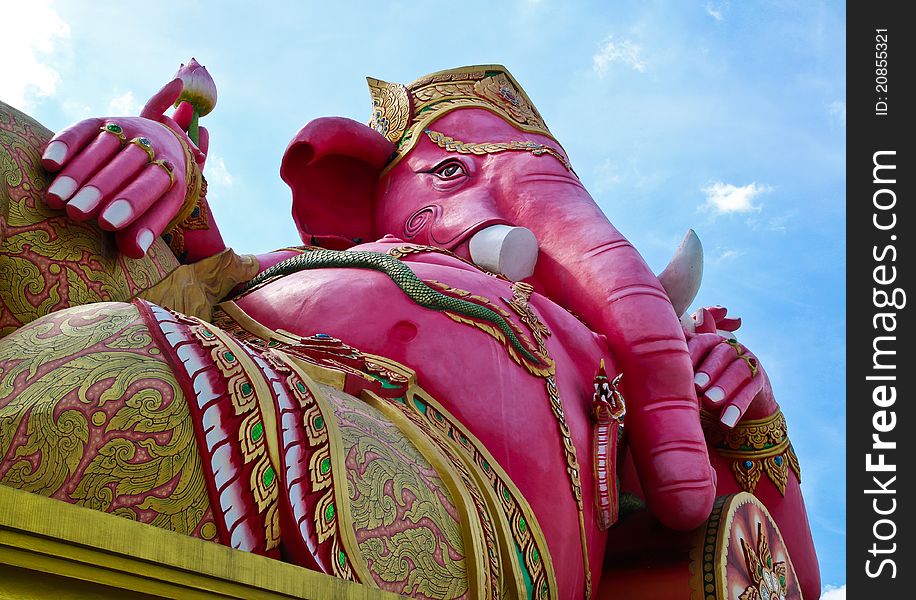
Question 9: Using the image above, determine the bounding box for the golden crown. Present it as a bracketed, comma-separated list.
[367, 65, 559, 171]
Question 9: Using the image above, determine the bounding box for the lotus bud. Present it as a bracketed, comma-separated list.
[173, 58, 217, 146]
[174, 58, 217, 116]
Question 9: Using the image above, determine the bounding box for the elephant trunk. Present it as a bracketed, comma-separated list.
[518, 189, 716, 530]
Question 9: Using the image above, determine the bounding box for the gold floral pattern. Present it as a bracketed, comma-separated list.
[332, 392, 469, 598]
[0, 302, 212, 538]
[0, 101, 178, 338]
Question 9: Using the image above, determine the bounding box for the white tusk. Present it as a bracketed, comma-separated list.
[469, 225, 539, 281]
[657, 229, 704, 317]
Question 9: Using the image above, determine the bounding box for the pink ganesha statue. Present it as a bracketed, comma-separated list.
[0, 63, 820, 599]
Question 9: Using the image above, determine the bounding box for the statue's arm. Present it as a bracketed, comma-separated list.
[683, 306, 821, 597]
[40, 80, 226, 262]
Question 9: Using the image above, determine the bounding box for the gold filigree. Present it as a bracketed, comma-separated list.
[702, 409, 789, 452]
[0, 302, 210, 536]
[424, 129, 573, 172]
[702, 410, 801, 496]
[473, 73, 547, 131]
[366, 66, 564, 174]
[368, 78, 413, 144]
[739, 522, 789, 600]
[161, 123, 204, 232]
[398, 389, 558, 600]
[0, 101, 178, 338]
[333, 394, 469, 599]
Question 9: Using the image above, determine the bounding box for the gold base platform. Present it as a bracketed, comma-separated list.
[0, 485, 395, 599]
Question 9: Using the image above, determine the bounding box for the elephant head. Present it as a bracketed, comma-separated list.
[279, 65, 715, 530]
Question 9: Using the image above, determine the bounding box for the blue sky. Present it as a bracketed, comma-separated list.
[4, 0, 845, 594]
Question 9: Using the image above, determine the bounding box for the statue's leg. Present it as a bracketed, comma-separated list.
[0, 301, 216, 540]
[0, 101, 179, 339]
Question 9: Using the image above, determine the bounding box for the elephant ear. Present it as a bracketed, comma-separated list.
[281, 117, 395, 247]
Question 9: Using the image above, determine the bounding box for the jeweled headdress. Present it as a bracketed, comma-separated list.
[367, 65, 560, 171]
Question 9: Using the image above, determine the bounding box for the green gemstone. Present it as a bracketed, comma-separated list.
[251, 422, 264, 442]
[325, 502, 336, 521]
[106, 124, 122, 133]
[241, 382, 252, 395]
[541, 582, 548, 597]
[338, 550, 346, 567]
[314, 416, 324, 430]
[201, 329, 214, 338]
[519, 517, 527, 532]
[296, 381, 306, 393]
[262, 466, 275, 487]
[320, 457, 331, 474]
[532, 548, 540, 563]
[482, 460, 490, 472]
[503, 488, 511, 501]
[224, 352, 236, 362]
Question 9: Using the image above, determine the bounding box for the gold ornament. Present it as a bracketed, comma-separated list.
[367, 65, 565, 174]
[701, 410, 801, 496]
[424, 129, 573, 172]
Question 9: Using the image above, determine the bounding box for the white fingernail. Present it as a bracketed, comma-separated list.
[48, 176, 77, 201]
[68, 186, 101, 213]
[137, 228, 155, 254]
[721, 405, 741, 427]
[694, 372, 709, 387]
[706, 387, 725, 403]
[101, 199, 133, 228]
[43, 141, 68, 164]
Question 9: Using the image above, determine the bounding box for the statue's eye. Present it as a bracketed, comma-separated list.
[432, 161, 466, 180]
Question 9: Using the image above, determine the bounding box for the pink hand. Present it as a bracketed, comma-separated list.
[41, 79, 202, 258]
[685, 307, 777, 427]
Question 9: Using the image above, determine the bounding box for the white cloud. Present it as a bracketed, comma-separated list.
[705, 1, 729, 21]
[712, 247, 743, 264]
[593, 36, 646, 76]
[107, 91, 142, 116]
[205, 156, 235, 188]
[828, 100, 846, 127]
[821, 584, 846, 600]
[702, 181, 770, 215]
[0, 0, 69, 110]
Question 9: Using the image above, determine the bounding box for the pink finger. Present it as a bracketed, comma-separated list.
[717, 377, 764, 428]
[45, 132, 123, 208]
[701, 357, 759, 408]
[197, 125, 210, 159]
[692, 308, 718, 334]
[115, 184, 184, 258]
[65, 143, 151, 220]
[141, 78, 184, 119]
[41, 118, 103, 171]
[172, 101, 194, 129]
[687, 333, 722, 369]
[98, 163, 173, 231]
[694, 341, 743, 391]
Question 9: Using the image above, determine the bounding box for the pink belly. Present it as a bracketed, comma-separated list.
[236, 256, 615, 597]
